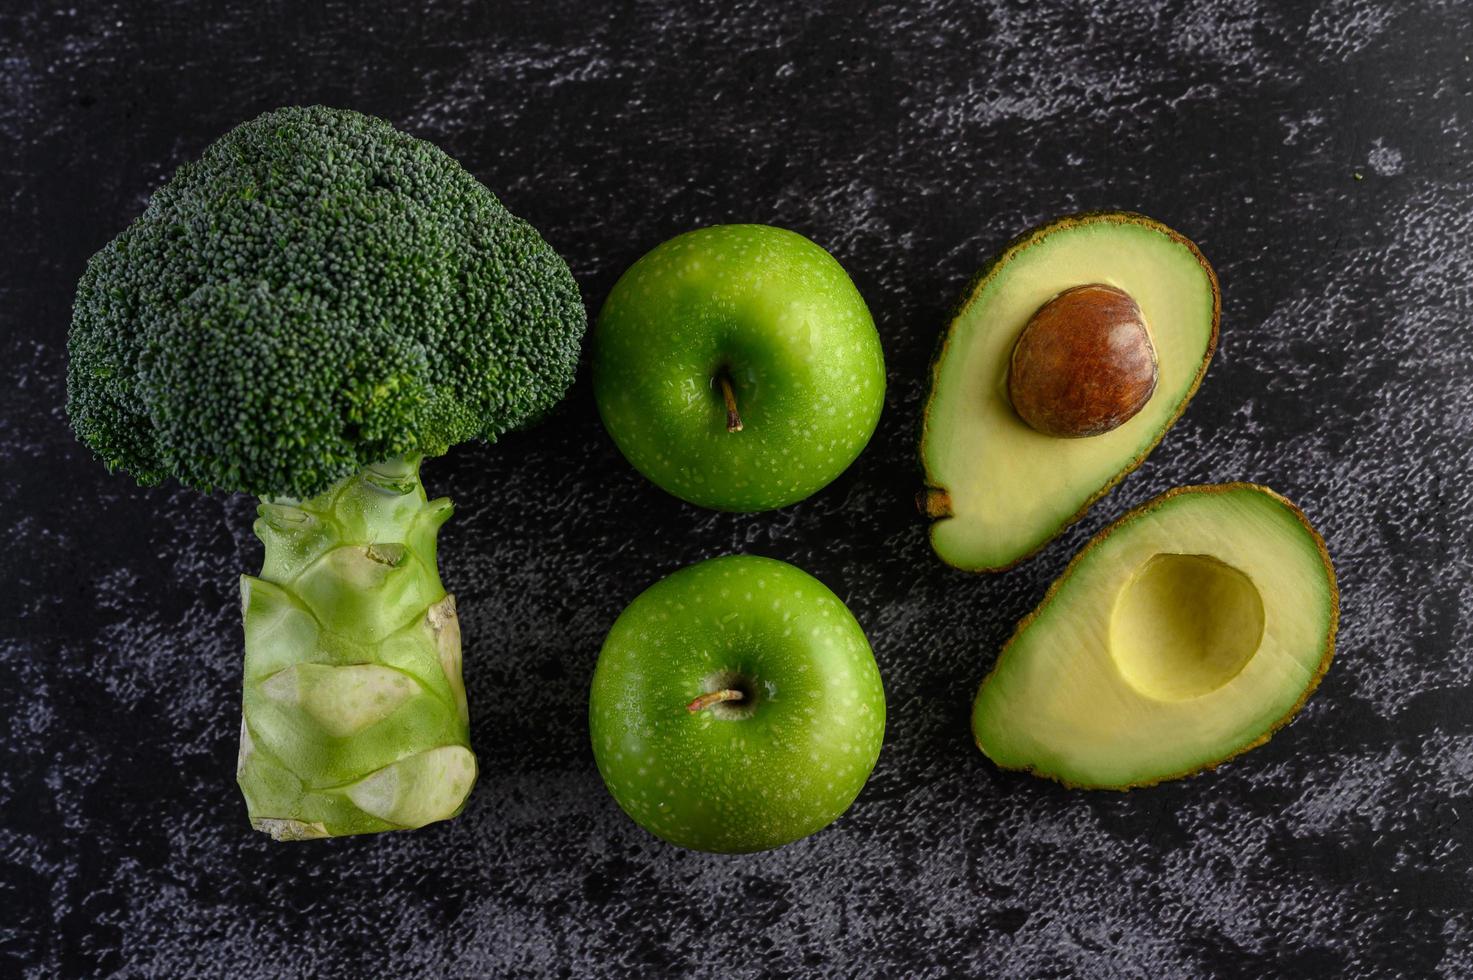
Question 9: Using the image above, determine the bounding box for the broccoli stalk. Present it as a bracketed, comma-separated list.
[239, 458, 473, 839]
[67, 107, 585, 839]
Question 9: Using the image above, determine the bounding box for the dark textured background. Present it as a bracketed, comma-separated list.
[3, 1, 1471, 977]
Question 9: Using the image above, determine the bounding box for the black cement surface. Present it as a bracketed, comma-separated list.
[2, 2, 1471, 976]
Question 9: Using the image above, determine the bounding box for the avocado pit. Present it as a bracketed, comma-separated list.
[1008, 283, 1158, 438]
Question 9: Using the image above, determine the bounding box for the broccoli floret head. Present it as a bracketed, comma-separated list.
[67, 105, 585, 499]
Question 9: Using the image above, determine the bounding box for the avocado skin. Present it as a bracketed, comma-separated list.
[918, 211, 1222, 573]
[972, 482, 1340, 791]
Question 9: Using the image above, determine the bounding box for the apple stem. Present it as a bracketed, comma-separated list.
[718, 374, 744, 433]
[687, 689, 745, 713]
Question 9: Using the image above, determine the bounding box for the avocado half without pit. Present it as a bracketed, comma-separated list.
[972, 483, 1338, 788]
[919, 212, 1219, 570]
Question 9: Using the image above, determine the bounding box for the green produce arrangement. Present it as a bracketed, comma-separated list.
[68, 105, 1336, 852]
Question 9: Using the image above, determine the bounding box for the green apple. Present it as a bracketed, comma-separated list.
[589, 554, 885, 853]
[592, 224, 886, 512]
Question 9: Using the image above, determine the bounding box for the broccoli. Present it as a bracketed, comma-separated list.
[67, 106, 586, 840]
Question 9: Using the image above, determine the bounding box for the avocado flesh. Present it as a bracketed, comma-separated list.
[922, 213, 1219, 571]
[973, 484, 1338, 789]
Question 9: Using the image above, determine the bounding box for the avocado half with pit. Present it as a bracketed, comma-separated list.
[920, 212, 1220, 571]
[973, 483, 1338, 789]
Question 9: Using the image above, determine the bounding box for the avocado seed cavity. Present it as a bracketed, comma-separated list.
[1109, 553, 1266, 701]
[1008, 284, 1158, 438]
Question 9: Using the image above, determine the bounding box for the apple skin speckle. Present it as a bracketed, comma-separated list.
[588, 554, 886, 853]
[591, 224, 887, 512]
